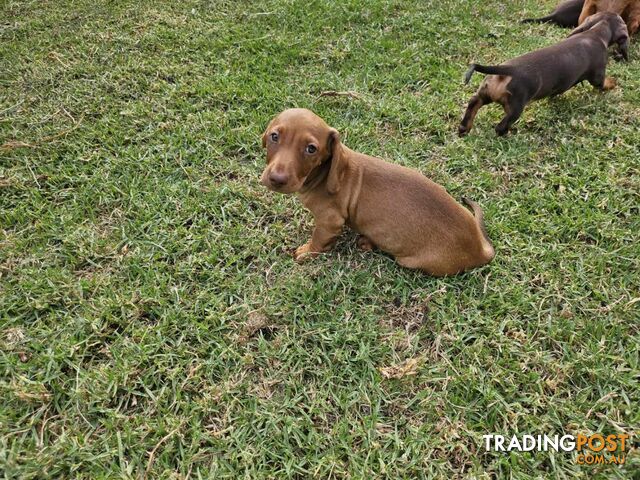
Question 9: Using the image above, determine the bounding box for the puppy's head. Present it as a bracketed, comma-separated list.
[570, 12, 629, 60]
[260, 108, 343, 194]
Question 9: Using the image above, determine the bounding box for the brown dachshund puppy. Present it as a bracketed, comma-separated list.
[579, 0, 640, 34]
[260, 109, 494, 277]
[522, 0, 585, 28]
[459, 12, 629, 136]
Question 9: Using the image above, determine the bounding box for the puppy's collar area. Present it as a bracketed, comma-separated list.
[596, 22, 617, 46]
[579, 15, 626, 48]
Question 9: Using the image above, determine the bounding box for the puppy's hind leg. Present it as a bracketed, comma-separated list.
[356, 235, 375, 251]
[458, 94, 490, 136]
[495, 97, 525, 136]
[396, 254, 458, 277]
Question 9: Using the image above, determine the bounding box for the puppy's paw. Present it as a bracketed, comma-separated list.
[495, 125, 509, 136]
[458, 125, 470, 137]
[356, 235, 375, 251]
[603, 77, 617, 91]
[293, 243, 318, 263]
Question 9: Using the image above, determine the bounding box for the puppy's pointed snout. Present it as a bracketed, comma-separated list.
[268, 171, 289, 188]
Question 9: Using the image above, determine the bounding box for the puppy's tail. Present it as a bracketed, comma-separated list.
[462, 197, 495, 261]
[521, 15, 554, 24]
[464, 64, 515, 84]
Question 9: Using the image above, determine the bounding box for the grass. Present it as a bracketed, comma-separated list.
[1, 0, 638, 478]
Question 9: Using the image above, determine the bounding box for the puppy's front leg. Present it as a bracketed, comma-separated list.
[294, 213, 345, 262]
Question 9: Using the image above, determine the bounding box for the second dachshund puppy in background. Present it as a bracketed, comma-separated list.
[522, 0, 585, 28]
[579, 0, 640, 35]
[459, 13, 629, 136]
[260, 109, 495, 277]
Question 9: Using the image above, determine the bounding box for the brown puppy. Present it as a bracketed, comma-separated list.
[522, 0, 585, 28]
[579, 0, 640, 34]
[260, 109, 495, 277]
[459, 12, 629, 136]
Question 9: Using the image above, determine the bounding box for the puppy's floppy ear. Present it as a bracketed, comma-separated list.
[614, 22, 630, 60]
[569, 14, 602, 36]
[617, 34, 630, 61]
[326, 128, 346, 195]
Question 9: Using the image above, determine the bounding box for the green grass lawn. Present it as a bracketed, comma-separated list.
[1, 0, 639, 478]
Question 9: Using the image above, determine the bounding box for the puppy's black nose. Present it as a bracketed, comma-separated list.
[269, 171, 289, 187]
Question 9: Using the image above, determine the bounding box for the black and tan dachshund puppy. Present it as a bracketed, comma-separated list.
[522, 0, 585, 28]
[459, 12, 629, 136]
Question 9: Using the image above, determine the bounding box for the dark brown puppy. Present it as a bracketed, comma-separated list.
[579, 0, 640, 35]
[522, 0, 585, 28]
[459, 12, 629, 136]
[260, 109, 495, 277]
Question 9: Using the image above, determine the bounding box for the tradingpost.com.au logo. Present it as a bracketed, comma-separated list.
[483, 433, 632, 465]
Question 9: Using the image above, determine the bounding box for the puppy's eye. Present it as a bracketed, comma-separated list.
[305, 144, 317, 154]
[270, 132, 279, 143]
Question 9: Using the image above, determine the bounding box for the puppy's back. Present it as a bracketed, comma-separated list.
[350, 153, 480, 254]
